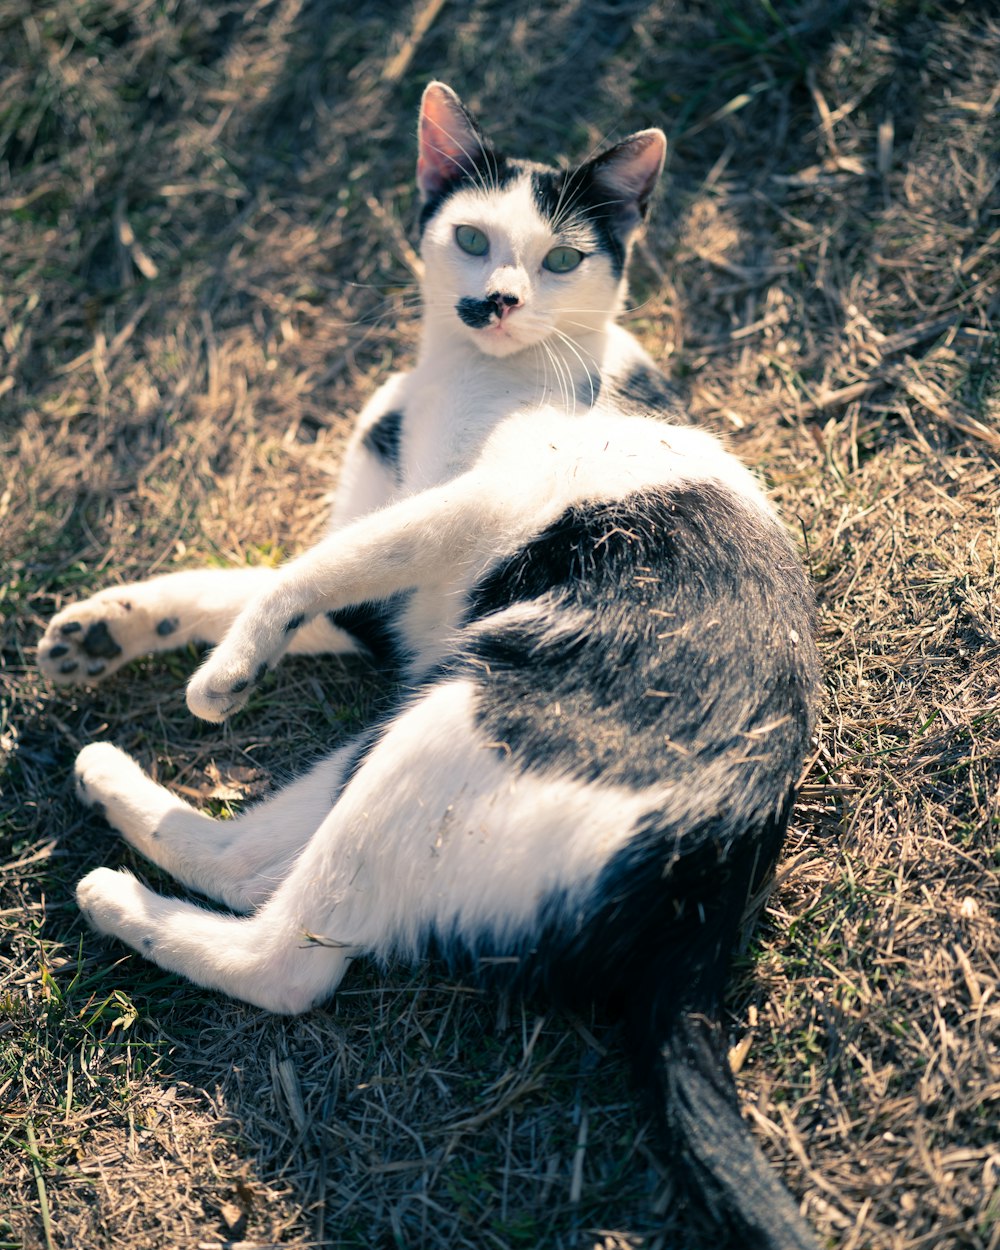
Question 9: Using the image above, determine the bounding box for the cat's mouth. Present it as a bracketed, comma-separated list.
[455, 296, 532, 355]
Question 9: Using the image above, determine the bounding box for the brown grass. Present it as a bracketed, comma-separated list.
[2, 2, 998, 1247]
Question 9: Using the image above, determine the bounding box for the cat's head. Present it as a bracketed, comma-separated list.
[416, 82, 666, 360]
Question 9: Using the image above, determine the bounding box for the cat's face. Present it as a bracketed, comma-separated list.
[420, 172, 625, 359]
[416, 84, 666, 362]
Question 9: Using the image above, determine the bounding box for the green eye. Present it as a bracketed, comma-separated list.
[543, 245, 584, 273]
[455, 225, 489, 256]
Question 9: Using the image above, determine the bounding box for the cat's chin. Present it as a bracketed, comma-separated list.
[465, 321, 543, 359]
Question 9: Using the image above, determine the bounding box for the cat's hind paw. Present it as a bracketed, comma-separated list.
[75, 737, 136, 802]
[76, 866, 154, 950]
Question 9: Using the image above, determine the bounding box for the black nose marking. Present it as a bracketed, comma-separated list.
[456, 297, 497, 329]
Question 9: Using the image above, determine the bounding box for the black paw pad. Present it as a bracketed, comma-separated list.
[48, 644, 69, 659]
[60, 659, 79, 674]
[87, 661, 106, 676]
[156, 617, 179, 637]
[60, 621, 82, 636]
[82, 621, 123, 660]
[141, 937, 154, 953]
[253, 662, 268, 685]
[230, 677, 250, 693]
[285, 614, 304, 632]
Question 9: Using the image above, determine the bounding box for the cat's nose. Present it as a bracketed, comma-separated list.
[487, 291, 522, 318]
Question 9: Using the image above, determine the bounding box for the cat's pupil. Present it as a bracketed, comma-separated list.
[543, 246, 584, 273]
[455, 225, 489, 256]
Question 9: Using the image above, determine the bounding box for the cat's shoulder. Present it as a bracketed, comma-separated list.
[601, 325, 687, 424]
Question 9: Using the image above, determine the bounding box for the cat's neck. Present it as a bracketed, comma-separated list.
[414, 316, 613, 409]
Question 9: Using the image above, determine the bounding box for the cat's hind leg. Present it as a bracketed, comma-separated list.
[76, 863, 356, 1013]
[74, 679, 491, 1013]
[75, 742, 353, 912]
[39, 567, 357, 686]
[75, 675, 652, 1013]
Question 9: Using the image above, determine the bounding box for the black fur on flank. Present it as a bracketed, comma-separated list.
[462, 483, 817, 790]
[612, 361, 690, 424]
[425, 482, 820, 1248]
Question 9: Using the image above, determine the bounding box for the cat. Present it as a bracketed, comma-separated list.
[39, 83, 821, 1249]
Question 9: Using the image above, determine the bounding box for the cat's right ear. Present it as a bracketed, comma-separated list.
[417, 82, 489, 203]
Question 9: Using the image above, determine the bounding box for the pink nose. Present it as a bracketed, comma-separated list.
[488, 291, 521, 318]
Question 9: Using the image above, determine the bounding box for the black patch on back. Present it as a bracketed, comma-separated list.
[611, 363, 688, 423]
[327, 590, 412, 670]
[362, 410, 404, 478]
[462, 483, 818, 791]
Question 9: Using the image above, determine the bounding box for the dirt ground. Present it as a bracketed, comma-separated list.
[2, 1, 998, 1247]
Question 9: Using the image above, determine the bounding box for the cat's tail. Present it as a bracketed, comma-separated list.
[627, 984, 819, 1250]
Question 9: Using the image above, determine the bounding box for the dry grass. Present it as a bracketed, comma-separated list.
[2, 1, 998, 1247]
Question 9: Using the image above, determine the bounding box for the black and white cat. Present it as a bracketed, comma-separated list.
[40, 84, 820, 1249]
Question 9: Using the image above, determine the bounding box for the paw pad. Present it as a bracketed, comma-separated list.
[82, 621, 122, 659]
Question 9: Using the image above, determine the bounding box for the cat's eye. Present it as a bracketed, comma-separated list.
[455, 225, 489, 256]
[543, 246, 584, 273]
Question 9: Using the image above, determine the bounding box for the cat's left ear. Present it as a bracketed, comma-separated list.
[586, 129, 667, 230]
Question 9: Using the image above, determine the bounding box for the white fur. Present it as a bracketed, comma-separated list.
[46, 100, 780, 1012]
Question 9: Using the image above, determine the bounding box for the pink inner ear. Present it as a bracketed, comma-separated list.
[417, 84, 484, 201]
[593, 130, 667, 212]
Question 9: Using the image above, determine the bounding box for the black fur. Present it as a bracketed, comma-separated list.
[612, 362, 689, 423]
[455, 297, 497, 329]
[463, 484, 816, 790]
[418, 146, 519, 233]
[326, 590, 412, 669]
[362, 410, 405, 478]
[529, 166, 628, 277]
[419, 146, 636, 276]
[415, 483, 821, 1249]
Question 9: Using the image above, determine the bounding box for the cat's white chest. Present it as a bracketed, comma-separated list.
[398, 359, 541, 491]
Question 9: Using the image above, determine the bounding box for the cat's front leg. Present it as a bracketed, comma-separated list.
[186, 468, 509, 722]
[38, 570, 275, 685]
[184, 581, 310, 722]
[39, 568, 359, 689]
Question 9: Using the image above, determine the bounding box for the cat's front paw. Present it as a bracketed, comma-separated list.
[39, 591, 141, 684]
[39, 583, 187, 685]
[186, 654, 270, 722]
